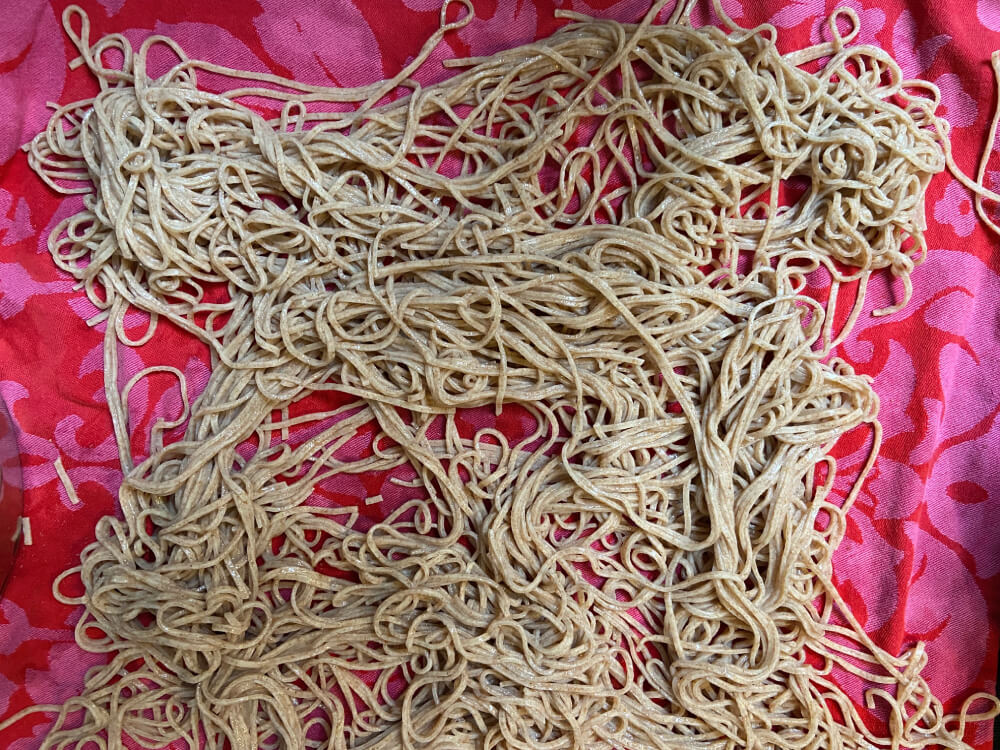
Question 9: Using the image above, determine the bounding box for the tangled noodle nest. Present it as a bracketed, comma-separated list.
[2, 0, 999, 748]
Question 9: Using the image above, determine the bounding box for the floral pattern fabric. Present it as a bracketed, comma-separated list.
[0, 0, 998, 747]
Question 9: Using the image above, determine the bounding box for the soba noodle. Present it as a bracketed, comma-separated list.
[2, 0, 998, 748]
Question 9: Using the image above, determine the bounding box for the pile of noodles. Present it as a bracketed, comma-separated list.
[2, 0, 999, 748]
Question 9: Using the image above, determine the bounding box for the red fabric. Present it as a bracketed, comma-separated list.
[0, 0, 997, 747]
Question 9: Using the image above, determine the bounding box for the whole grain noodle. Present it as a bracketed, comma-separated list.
[2, 0, 999, 748]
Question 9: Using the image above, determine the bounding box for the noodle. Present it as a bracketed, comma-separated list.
[54, 453, 82, 506]
[2, 0, 998, 748]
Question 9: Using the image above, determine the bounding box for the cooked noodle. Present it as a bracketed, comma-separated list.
[2, 0, 998, 748]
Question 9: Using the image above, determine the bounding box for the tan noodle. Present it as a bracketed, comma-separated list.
[2, 0, 999, 748]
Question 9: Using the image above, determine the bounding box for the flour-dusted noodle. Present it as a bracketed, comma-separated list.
[53, 453, 82, 506]
[2, 0, 998, 748]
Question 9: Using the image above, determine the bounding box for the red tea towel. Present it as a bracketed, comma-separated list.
[0, 1, 997, 747]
